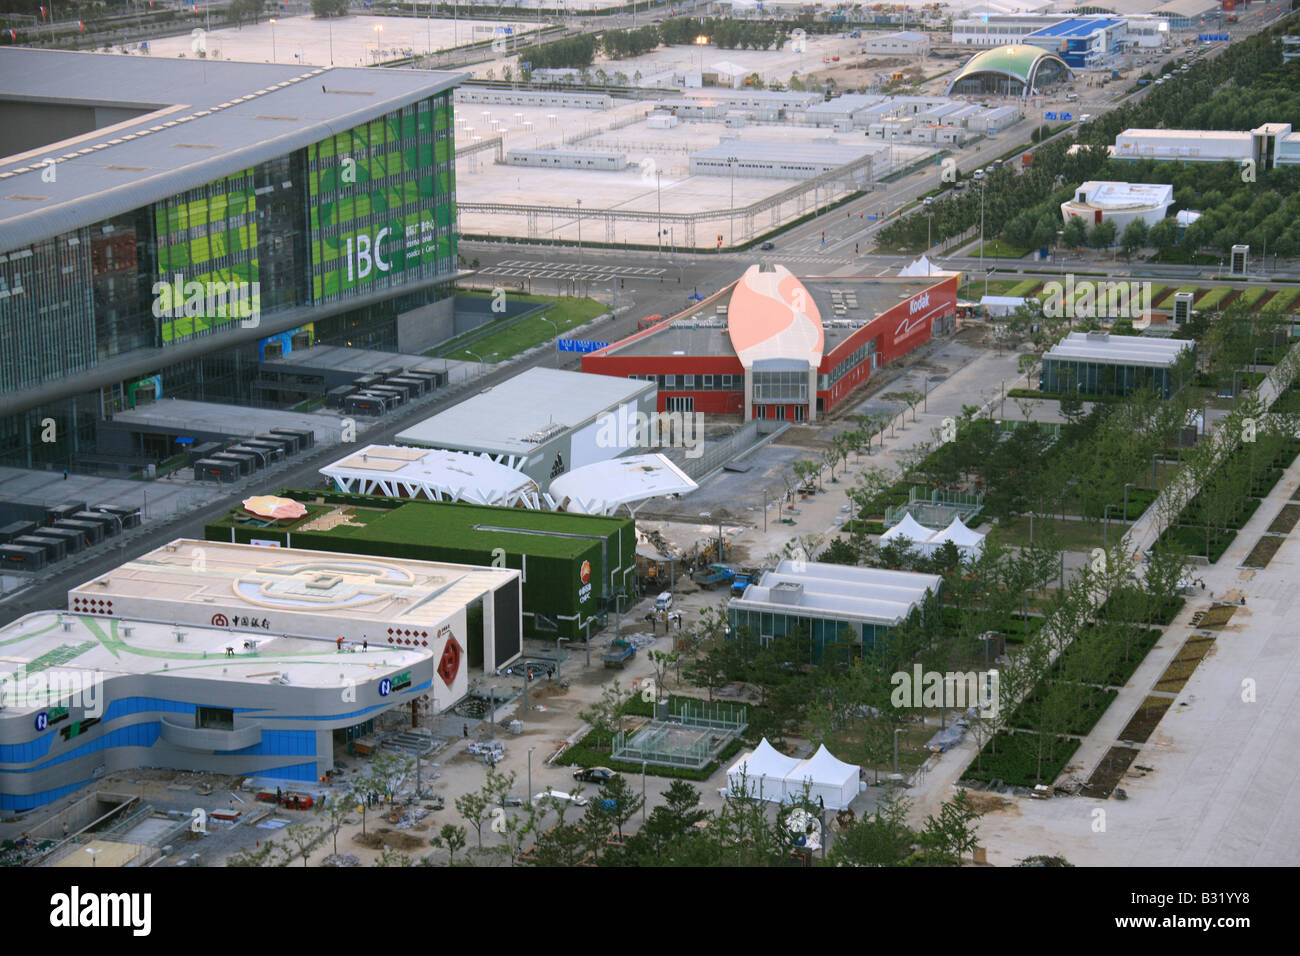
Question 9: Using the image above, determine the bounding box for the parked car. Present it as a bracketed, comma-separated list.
[499, 796, 524, 808]
[573, 766, 615, 784]
[654, 591, 674, 613]
[534, 790, 589, 807]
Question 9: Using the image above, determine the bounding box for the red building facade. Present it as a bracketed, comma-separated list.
[583, 271, 959, 422]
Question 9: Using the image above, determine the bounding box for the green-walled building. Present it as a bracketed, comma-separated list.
[206, 490, 636, 644]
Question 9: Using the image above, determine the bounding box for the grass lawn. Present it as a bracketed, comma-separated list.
[1237, 286, 1269, 309]
[991, 515, 1120, 552]
[1263, 287, 1300, 313]
[959, 279, 1019, 300]
[1194, 286, 1231, 310]
[1006, 278, 1042, 297]
[978, 240, 1030, 259]
[428, 293, 607, 362]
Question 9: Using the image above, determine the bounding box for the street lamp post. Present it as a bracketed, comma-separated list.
[539, 315, 559, 367]
[728, 155, 738, 248]
[527, 746, 535, 807]
[892, 728, 904, 778]
[576, 199, 583, 269]
[269, 18, 277, 62]
[372, 23, 383, 64]
[1123, 482, 1136, 522]
[642, 761, 648, 823]
[656, 171, 662, 256]
[1104, 503, 1119, 549]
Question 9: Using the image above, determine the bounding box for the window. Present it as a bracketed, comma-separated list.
[666, 396, 694, 413]
[197, 707, 234, 731]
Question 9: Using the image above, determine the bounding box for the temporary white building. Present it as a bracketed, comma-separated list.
[881, 513, 985, 560]
[727, 738, 802, 803]
[929, 515, 986, 559]
[881, 512, 935, 550]
[726, 739, 862, 809]
[783, 745, 861, 810]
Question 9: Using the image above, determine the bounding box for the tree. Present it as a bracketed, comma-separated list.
[283, 823, 325, 867]
[1120, 218, 1149, 259]
[1088, 218, 1117, 249]
[792, 458, 820, 493]
[828, 793, 916, 866]
[455, 788, 492, 850]
[1063, 216, 1088, 249]
[594, 773, 644, 841]
[311, 0, 348, 17]
[430, 823, 468, 865]
[227, 839, 290, 867]
[315, 792, 352, 858]
[578, 679, 627, 752]
[646, 649, 679, 692]
[900, 388, 925, 423]
[918, 789, 983, 865]
[1148, 216, 1178, 256]
[628, 780, 708, 861]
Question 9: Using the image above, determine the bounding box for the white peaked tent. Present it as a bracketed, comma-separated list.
[727, 740, 862, 809]
[898, 255, 960, 278]
[727, 738, 802, 804]
[929, 515, 986, 559]
[783, 745, 861, 811]
[881, 512, 935, 553]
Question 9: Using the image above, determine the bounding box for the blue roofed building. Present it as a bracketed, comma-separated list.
[1023, 17, 1127, 69]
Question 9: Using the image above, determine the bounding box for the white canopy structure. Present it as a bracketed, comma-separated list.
[881, 512, 985, 560]
[784, 745, 861, 811]
[320, 444, 542, 509]
[548, 453, 697, 516]
[881, 512, 935, 550]
[929, 515, 986, 559]
[726, 739, 861, 810]
[898, 255, 960, 278]
[726, 738, 802, 803]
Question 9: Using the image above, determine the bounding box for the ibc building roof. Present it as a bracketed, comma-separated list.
[0, 48, 462, 251]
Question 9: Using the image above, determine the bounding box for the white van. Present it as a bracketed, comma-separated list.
[654, 591, 673, 612]
[534, 790, 589, 807]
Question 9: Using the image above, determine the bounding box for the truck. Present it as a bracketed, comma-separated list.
[692, 564, 736, 589]
[603, 638, 636, 669]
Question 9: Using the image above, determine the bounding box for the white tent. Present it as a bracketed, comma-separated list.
[881, 512, 937, 554]
[726, 738, 801, 804]
[929, 515, 986, 559]
[981, 295, 1028, 317]
[783, 745, 861, 811]
[898, 255, 960, 277]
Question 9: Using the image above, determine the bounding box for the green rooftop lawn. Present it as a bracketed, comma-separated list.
[212, 491, 631, 558]
[430, 293, 607, 363]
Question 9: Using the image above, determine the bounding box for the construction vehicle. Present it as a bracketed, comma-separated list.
[603, 638, 636, 669]
[692, 564, 736, 588]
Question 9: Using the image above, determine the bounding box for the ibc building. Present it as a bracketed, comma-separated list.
[581, 265, 959, 423]
[0, 50, 462, 470]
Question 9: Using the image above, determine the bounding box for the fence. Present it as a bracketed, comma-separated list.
[681, 419, 788, 480]
[885, 487, 985, 530]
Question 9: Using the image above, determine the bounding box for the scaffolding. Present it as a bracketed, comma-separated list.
[611, 699, 748, 770]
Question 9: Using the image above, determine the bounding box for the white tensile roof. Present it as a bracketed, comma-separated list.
[930, 516, 986, 549]
[320, 444, 541, 509]
[1045, 331, 1191, 368]
[548, 453, 698, 516]
[882, 512, 937, 545]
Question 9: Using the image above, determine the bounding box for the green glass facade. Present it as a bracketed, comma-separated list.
[0, 90, 458, 471]
[728, 607, 890, 664]
[308, 94, 456, 303]
[1039, 357, 1178, 398]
